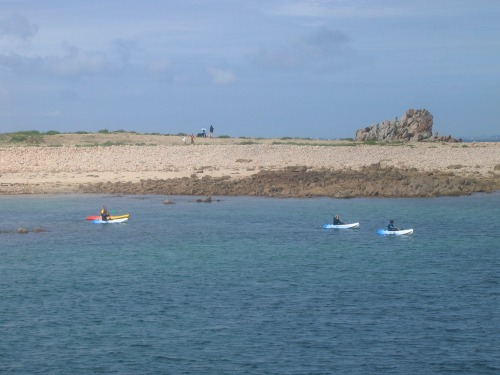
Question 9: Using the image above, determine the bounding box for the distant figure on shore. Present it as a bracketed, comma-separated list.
[100, 205, 110, 221]
[182, 136, 187, 144]
[388, 219, 400, 231]
[190, 134, 195, 144]
[333, 214, 344, 225]
[210, 125, 214, 138]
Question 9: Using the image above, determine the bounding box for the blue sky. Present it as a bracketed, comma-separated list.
[1, 0, 499, 138]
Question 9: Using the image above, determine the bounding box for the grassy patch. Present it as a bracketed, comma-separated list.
[271, 141, 358, 147]
[361, 140, 410, 146]
[101, 141, 126, 146]
[75, 142, 127, 147]
[237, 140, 261, 145]
[75, 144, 98, 147]
[9, 132, 44, 144]
[279, 136, 313, 141]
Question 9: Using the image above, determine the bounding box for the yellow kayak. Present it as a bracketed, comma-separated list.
[86, 214, 130, 220]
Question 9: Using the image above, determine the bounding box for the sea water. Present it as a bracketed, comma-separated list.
[0, 193, 499, 374]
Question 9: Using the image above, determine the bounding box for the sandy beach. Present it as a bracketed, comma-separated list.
[0, 134, 499, 196]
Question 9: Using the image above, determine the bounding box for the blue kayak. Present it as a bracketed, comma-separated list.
[377, 228, 413, 235]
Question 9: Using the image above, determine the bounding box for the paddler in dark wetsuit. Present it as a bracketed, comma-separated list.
[101, 205, 110, 221]
[333, 214, 344, 225]
[388, 219, 400, 231]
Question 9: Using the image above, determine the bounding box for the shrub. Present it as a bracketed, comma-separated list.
[10, 135, 29, 142]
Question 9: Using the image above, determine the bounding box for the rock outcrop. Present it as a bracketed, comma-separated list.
[78, 166, 499, 198]
[355, 109, 461, 142]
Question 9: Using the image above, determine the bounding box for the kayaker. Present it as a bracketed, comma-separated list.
[101, 205, 110, 221]
[333, 214, 344, 225]
[388, 219, 400, 231]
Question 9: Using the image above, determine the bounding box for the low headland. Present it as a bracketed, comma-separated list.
[0, 131, 499, 197]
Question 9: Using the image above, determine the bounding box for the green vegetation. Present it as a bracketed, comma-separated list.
[237, 140, 261, 145]
[9, 134, 40, 143]
[3, 130, 44, 145]
[271, 141, 358, 147]
[361, 140, 411, 147]
[0, 129, 420, 148]
[75, 142, 158, 147]
[101, 141, 125, 146]
[279, 136, 313, 141]
[75, 142, 124, 147]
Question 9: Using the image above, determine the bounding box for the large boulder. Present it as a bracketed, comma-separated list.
[355, 109, 461, 142]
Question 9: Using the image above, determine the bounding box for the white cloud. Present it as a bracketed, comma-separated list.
[0, 88, 12, 107]
[0, 43, 109, 77]
[207, 67, 236, 85]
[268, 0, 476, 19]
[0, 13, 38, 39]
[42, 110, 62, 118]
[46, 44, 108, 76]
[256, 27, 352, 71]
[271, 0, 338, 18]
[149, 59, 171, 73]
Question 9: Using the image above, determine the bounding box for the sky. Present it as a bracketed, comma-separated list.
[0, 0, 499, 139]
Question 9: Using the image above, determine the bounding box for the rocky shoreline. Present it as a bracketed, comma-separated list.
[77, 164, 499, 198]
[1, 137, 499, 197]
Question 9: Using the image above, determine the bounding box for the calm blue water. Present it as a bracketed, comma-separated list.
[1, 193, 499, 375]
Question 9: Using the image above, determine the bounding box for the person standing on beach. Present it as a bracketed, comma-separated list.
[209, 125, 214, 138]
[190, 133, 195, 144]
